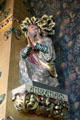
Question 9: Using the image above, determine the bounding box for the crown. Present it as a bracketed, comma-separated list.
[20, 15, 55, 36]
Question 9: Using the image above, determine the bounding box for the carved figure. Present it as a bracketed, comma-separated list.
[19, 15, 59, 87]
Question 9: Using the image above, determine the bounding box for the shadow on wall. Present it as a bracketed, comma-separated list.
[50, 35, 66, 89]
[0, 0, 6, 11]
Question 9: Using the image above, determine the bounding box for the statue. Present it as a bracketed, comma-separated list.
[19, 15, 59, 87]
[10, 15, 69, 119]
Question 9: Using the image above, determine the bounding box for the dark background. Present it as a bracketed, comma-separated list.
[21, 0, 80, 119]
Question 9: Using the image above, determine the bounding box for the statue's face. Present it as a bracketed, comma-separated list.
[27, 24, 41, 38]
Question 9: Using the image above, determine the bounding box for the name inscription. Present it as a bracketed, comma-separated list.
[26, 85, 68, 102]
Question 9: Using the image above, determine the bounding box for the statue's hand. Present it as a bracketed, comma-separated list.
[27, 34, 38, 48]
[20, 45, 32, 59]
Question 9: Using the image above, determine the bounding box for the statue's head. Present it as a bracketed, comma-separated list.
[20, 15, 55, 37]
[27, 24, 41, 38]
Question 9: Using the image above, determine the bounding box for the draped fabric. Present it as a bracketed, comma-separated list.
[19, 37, 59, 87]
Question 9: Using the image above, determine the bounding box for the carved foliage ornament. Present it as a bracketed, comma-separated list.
[13, 92, 68, 119]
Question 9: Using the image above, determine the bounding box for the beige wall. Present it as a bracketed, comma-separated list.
[0, 0, 14, 118]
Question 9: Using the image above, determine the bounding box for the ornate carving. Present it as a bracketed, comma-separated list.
[12, 91, 68, 119]
[11, 15, 69, 119]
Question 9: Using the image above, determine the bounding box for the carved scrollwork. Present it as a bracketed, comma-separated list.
[13, 92, 68, 119]
[25, 93, 39, 112]
[14, 93, 25, 111]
